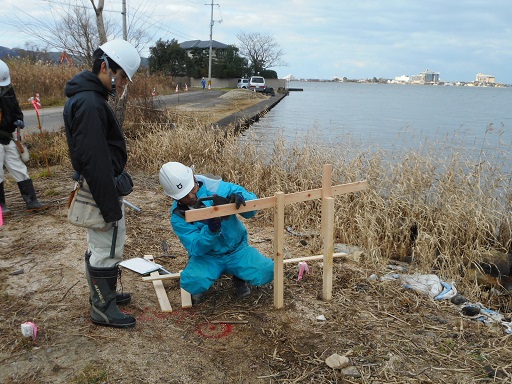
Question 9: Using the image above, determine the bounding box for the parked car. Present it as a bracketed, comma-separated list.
[237, 78, 249, 89]
[248, 76, 266, 92]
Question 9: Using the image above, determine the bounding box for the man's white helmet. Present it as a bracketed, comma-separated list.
[0, 60, 11, 86]
[159, 162, 195, 200]
[99, 39, 141, 82]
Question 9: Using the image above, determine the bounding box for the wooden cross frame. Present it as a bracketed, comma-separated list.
[184, 164, 368, 308]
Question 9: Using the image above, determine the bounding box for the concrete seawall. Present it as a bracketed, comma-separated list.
[214, 92, 288, 132]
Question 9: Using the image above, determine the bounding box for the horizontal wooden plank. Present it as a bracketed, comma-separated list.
[332, 180, 368, 196]
[282, 252, 347, 264]
[142, 272, 181, 282]
[184, 180, 368, 222]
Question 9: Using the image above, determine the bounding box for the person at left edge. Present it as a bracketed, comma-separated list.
[0, 59, 48, 214]
[63, 39, 140, 328]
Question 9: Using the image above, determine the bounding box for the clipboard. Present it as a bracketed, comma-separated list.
[120, 257, 166, 275]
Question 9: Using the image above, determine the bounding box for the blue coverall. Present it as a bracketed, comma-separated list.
[170, 175, 274, 295]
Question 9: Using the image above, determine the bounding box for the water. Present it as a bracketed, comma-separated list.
[243, 81, 512, 160]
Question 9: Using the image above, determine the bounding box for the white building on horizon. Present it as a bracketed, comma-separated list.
[475, 73, 496, 84]
[393, 75, 410, 83]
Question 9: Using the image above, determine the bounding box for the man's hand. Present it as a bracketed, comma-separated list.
[14, 120, 25, 129]
[207, 217, 221, 233]
[229, 193, 246, 209]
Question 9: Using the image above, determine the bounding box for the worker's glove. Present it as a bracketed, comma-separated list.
[229, 192, 246, 209]
[207, 217, 222, 233]
[14, 120, 25, 129]
[211, 194, 230, 206]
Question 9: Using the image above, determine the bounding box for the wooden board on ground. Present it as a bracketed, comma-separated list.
[144, 255, 173, 312]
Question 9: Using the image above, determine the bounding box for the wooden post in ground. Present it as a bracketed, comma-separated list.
[322, 197, 335, 300]
[274, 192, 285, 309]
[321, 164, 335, 300]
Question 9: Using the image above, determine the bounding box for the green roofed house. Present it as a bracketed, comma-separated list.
[179, 40, 230, 60]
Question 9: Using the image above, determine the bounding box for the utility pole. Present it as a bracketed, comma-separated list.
[206, 0, 219, 89]
[122, 0, 128, 40]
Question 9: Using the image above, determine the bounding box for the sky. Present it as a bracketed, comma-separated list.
[2, 0, 512, 83]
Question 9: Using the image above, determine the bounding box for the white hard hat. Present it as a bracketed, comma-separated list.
[99, 39, 141, 82]
[0, 60, 11, 86]
[159, 162, 195, 200]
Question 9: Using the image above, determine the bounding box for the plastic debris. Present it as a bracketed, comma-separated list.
[316, 315, 326, 321]
[20, 322, 38, 340]
[460, 302, 512, 334]
[377, 270, 511, 334]
[297, 261, 309, 280]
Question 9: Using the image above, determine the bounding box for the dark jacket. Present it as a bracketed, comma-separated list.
[63, 70, 127, 223]
[0, 86, 23, 145]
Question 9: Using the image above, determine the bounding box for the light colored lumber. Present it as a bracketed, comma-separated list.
[321, 164, 332, 242]
[332, 180, 368, 196]
[144, 255, 173, 312]
[274, 192, 285, 309]
[142, 272, 181, 282]
[282, 252, 348, 264]
[322, 197, 335, 300]
[181, 288, 193, 309]
[184, 180, 368, 223]
[322, 164, 333, 198]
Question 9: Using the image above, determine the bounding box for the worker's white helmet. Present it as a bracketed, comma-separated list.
[0, 60, 11, 86]
[99, 39, 141, 82]
[159, 162, 195, 200]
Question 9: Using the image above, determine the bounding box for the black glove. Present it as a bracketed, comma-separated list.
[229, 193, 246, 209]
[207, 217, 221, 232]
[14, 120, 25, 129]
[211, 194, 230, 206]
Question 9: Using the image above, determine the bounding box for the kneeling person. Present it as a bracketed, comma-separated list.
[159, 162, 274, 303]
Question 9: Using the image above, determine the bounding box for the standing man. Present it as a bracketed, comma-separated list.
[201, 77, 206, 90]
[159, 161, 274, 304]
[63, 39, 140, 328]
[0, 59, 48, 214]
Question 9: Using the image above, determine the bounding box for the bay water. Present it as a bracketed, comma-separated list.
[243, 81, 512, 163]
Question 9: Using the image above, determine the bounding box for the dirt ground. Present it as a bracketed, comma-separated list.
[1, 91, 511, 383]
[1, 170, 512, 384]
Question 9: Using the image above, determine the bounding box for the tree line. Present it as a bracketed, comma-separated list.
[148, 35, 279, 79]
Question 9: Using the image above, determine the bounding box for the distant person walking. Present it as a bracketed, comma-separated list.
[0, 59, 48, 214]
[201, 77, 206, 90]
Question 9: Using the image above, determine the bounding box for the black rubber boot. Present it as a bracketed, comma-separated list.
[191, 292, 207, 305]
[85, 252, 131, 305]
[0, 182, 10, 215]
[17, 179, 49, 212]
[233, 276, 251, 298]
[86, 257, 136, 328]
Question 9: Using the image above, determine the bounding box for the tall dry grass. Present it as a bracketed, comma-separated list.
[126, 112, 512, 307]
[18, 61, 512, 309]
[6, 57, 175, 109]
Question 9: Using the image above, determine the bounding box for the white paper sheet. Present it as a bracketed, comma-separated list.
[119, 257, 162, 275]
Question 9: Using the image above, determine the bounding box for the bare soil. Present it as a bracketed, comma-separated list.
[1, 91, 511, 383]
[1, 170, 511, 384]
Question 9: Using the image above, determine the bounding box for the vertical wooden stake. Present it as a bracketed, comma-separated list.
[322, 197, 335, 300]
[274, 192, 285, 309]
[321, 164, 332, 240]
[322, 164, 333, 197]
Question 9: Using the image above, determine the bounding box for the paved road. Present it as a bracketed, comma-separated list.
[22, 89, 227, 134]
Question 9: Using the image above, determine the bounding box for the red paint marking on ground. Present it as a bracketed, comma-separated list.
[195, 322, 232, 339]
